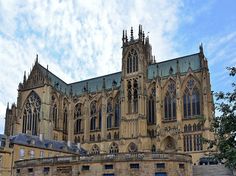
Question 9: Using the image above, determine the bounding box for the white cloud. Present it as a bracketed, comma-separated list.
[0, 0, 190, 133]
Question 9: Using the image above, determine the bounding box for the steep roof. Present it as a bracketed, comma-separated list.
[37, 52, 201, 96]
[148, 53, 201, 79]
[9, 133, 87, 155]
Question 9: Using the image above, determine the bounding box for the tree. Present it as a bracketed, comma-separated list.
[209, 67, 236, 168]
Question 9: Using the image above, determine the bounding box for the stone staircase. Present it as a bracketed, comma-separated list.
[193, 165, 233, 176]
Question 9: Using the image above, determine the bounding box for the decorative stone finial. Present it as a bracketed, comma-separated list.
[36, 54, 38, 63]
[122, 30, 125, 44]
[23, 71, 26, 83]
[138, 24, 142, 40]
[130, 27, 134, 41]
[199, 43, 203, 53]
[102, 78, 106, 89]
[143, 32, 145, 43]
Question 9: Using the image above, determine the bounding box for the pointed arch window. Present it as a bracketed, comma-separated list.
[90, 101, 97, 131]
[22, 91, 41, 135]
[151, 145, 156, 153]
[183, 79, 201, 119]
[107, 98, 113, 129]
[98, 108, 102, 129]
[107, 114, 112, 129]
[63, 108, 68, 134]
[148, 87, 156, 124]
[52, 104, 58, 128]
[114, 97, 121, 127]
[128, 81, 132, 113]
[109, 142, 119, 154]
[90, 145, 100, 155]
[133, 79, 138, 113]
[164, 81, 176, 121]
[74, 103, 83, 134]
[51, 95, 58, 129]
[127, 49, 138, 74]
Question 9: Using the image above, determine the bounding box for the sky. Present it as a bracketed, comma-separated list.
[0, 0, 235, 133]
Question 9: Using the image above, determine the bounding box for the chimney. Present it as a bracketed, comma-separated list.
[77, 143, 81, 149]
[39, 133, 44, 141]
[67, 140, 71, 147]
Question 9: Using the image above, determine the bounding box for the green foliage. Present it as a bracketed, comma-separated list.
[210, 67, 236, 169]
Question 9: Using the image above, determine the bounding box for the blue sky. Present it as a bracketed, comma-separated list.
[0, 0, 235, 133]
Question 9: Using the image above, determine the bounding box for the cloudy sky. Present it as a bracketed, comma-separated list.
[0, 0, 235, 133]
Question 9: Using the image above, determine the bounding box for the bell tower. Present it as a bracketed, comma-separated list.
[120, 25, 154, 143]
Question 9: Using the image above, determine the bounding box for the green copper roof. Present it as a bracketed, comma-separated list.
[37, 53, 201, 96]
[70, 72, 121, 96]
[148, 53, 201, 79]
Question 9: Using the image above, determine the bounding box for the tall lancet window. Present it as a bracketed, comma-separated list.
[22, 91, 41, 135]
[183, 79, 201, 118]
[63, 108, 68, 134]
[148, 86, 156, 124]
[51, 95, 58, 129]
[133, 79, 138, 113]
[114, 96, 121, 127]
[127, 81, 132, 113]
[90, 101, 97, 131]
[164, 81, 176, 121]
[74, 103, 83, 134]
[127, 49, 138, 74]
[98, 107, 102, 129]
[107, 98, 113, 129]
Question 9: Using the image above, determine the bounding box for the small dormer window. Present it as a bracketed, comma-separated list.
[127, 49, 138, 74]
[48, 143, 53, 149]
[31, 139, 35, 145]
[29, 150, 35, 159]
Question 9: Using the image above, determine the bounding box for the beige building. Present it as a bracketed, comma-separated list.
[4, 25, 214, 175]
[0, 134, 12, 176]
[0, 133, 83, 176]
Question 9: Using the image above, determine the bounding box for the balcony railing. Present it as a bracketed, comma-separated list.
[14, 152, 192, 167]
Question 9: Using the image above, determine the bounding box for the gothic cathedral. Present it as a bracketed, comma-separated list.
[5, 25, 213, 165]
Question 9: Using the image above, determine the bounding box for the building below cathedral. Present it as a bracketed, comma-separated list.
[1, 25, 223, 176]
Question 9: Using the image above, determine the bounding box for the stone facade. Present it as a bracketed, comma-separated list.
[14, 153, 193, 176]
[4, 25, 214, 175]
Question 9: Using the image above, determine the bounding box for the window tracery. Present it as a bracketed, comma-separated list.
[127, 49, 138, 74]
[183, 122, 203, 152]
[109, 142, 119, 154]
[90, 101, 97, 131]
[107, 98, 113, 129]
[133, 80, 138, 113]
[183, 79, 200, 118]
[148, 86, 156, 124]
[63, 108, 68, 134]
[164, 81, 176, 121]
[22, 91, 41, 135]
[114, 97, 120, 127]
[90, 144, 100, 155]
[74, 103, 83, 134]
[128, 81, 132, 113]
[51, 95, 58, 129]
